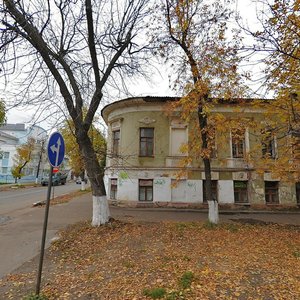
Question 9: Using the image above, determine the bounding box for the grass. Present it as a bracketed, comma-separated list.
[143, 287, 167, 299]
[202, 220, 218, 230]
[293, 250, 300, 258]
[179, 271, 194, 289]
[23, 293, 48, 300]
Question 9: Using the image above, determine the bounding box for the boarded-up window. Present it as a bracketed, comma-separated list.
[265, 181, 279, 204]
[140, 128, 154, 156]
[139, 179, 153, 201]
[234, 181, 248, 203]
[110, 178, 117, 200]
[171, 179, 186, 202]
[171, 128, 187, 156]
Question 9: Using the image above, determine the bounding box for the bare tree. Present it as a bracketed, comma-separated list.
[0, 0, 151, 225]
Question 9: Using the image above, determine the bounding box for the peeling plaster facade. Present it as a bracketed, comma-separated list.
[101, 96, 300, 207]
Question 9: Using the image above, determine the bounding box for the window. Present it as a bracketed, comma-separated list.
[234, 181, 248, 203]
[140, 128, 154, 157]
[110, 178, 117, 200]
[231, 128, 245, 158]
[2, 167, 8, 174]
[265, 181, 279, 204]
[139, 179, 153, 201]
[262, 130, 276, 158]
[203, 180, 218, 203]
[112, 130, 120, 156]
[0, 152, 9, 160]
[296, 183, 300, 205]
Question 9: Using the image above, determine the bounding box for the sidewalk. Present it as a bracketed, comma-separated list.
[0, 193, 92, 279]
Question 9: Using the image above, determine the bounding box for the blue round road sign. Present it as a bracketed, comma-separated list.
[47, 132, 65, 167]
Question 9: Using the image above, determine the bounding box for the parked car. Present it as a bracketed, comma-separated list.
[41, 172, 67, 186]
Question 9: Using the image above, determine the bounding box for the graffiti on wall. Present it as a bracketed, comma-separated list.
[187, 181, 196, 192]
[154, 178, 166, 186]
[118, 171, 129, 186]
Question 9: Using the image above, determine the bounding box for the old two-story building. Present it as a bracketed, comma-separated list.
[101, 96, 300, 207]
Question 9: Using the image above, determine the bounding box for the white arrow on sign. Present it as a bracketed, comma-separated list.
[50, 137, 61, 167]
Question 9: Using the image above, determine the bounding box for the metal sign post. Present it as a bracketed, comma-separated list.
[36, 165, 53, 295]
[36, 132, 65, 295]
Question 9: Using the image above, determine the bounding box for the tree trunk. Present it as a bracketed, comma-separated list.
[198, 104, 219, 224]
[80, 170, 86, 191]
[76, 128, 110, 225]
[81, 181, 86, 191]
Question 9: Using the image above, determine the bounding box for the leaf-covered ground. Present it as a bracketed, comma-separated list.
[1, 220, 300, 299]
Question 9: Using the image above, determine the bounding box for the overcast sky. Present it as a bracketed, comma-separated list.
[3, 0, 266, 130]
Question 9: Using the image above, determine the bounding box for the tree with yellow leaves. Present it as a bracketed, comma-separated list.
[155, 0, 247, 223]
[244, 0, 300, 180]
[11, 137, 35, 183]
[61, 119, 106, 190]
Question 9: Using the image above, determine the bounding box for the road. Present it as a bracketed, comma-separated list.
[0, 184, 80, 216]
[0, 183, 86, 279]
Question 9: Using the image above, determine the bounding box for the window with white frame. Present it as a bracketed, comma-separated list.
[0, 152, 9, 159]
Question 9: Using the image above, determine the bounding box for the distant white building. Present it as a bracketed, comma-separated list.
[0, 124, 48, 183]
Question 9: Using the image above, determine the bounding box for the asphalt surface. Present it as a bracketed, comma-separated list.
[0, 184, 81, 215]
[0, 189, 299, 279]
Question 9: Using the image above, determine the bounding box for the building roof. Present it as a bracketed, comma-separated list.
[101, 96, 269, 123]
[101, 96, 180, 122]
[0, 123, 26, 131]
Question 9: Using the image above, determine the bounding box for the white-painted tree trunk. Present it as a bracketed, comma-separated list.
[92, 195, 110, 226]
[81, 181, 86, 191]
[208, 200, 219, 224]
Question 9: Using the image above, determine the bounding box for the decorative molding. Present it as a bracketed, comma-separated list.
[233, 171, 248, 181]
[264, 172, 279, 181]
[170, 118, 187, 128]
[110, 118, 123, 130]
[138, 117, 156, 125]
